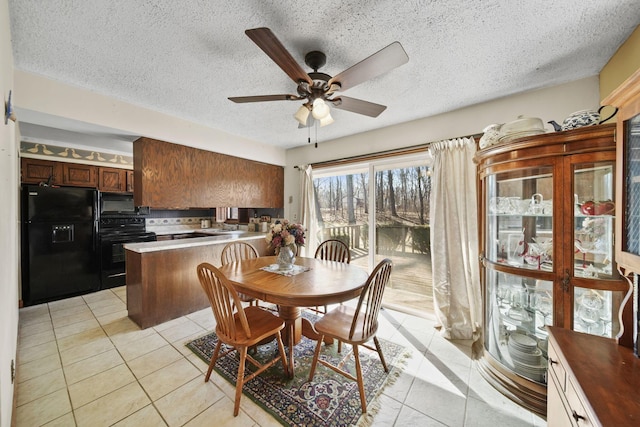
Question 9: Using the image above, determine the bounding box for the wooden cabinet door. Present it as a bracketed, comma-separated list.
[126, 170, 134, 193]
[21, 158, 62, 185]
[62, 163, 97, 187]
[134, 137, 284, 208]
[98, 167, 127, 192]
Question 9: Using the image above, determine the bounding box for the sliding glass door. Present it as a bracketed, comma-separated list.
[313, 153, 433, 316]
[313, 164, 371, 267]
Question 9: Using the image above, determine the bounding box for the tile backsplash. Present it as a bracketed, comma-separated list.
[146, 217, 209, 226]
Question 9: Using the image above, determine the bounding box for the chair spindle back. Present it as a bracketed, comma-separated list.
[221, 242, 259, 265]
[197, 262, 252, 341]
[349, 258, 393, 341]
[314, 239, 351, 264]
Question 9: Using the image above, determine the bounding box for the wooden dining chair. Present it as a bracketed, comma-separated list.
[308, 258, 393, 413]
[312, 239, 352, 314]
[196, 262, 289, 417]
[221, 241, 259, 306]
[315, 239, 351, 263]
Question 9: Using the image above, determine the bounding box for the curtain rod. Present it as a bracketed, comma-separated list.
[294, 132, 481, 169]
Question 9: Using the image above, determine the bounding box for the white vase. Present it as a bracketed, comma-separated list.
[276, 245, 296, 270]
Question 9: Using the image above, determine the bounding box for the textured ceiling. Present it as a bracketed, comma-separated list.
[8, 0, 640, 150]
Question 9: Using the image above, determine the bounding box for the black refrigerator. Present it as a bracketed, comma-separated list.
[21, 185, 101, 305]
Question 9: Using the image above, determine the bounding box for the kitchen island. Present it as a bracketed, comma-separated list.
[124, 230, 273, 328]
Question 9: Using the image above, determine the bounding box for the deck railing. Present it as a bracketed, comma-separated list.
[319, 223, 430, 255]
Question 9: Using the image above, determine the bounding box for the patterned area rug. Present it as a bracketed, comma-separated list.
[186, 313, 407, 426]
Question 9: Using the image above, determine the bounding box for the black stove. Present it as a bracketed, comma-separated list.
[99, 217, 154, 237]
[98, 216, 156, 289]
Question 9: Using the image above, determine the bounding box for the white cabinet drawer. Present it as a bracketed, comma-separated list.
[547, 341, 566, 391]
[566, 377, 595, 427]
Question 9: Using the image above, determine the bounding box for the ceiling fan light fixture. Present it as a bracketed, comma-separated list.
[319, 112, 334, 127]
[294, 105, 310, 125]
[311, 98, 330, 120]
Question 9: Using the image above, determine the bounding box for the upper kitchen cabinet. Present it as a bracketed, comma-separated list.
[126, 170, 134, 193]
[21, 158, 62, 185]
[98, 167, 127, 193]
[21, 158, 132, 193]
[62, 163, 97, 187]
[133, 137, 284, 209]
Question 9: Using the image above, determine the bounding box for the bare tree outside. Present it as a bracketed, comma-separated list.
[314, 163, 433, 314]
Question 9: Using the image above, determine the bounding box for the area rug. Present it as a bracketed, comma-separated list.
[186, 313, 408, 426]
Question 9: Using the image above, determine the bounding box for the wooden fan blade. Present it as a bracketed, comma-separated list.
[245, 28, 312, 85]
[330, 96, 387, 117]
[328, 42, 408, 92]
[228, 94, 303, 103]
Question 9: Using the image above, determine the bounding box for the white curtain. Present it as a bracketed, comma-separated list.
[429, 137, 482, 356]
[299, 164, 318, 257]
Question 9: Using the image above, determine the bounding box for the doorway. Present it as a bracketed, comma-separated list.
[312, 153, 434, 316]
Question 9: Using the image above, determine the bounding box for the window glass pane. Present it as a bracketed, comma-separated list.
[624, 114, 640, 255]
[313, 155, 433, 315]
[313, 172, 370, 260]
[373, 166, 432, 312]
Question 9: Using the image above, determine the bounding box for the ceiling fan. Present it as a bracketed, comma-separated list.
[228, 27, 409, 128]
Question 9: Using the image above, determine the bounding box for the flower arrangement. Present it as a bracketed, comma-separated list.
[265, 220, 305, 251]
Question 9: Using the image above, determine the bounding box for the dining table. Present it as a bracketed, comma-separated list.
[217, 255, 370, 376]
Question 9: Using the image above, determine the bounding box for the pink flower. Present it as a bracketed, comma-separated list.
[265, 219, 306, 248]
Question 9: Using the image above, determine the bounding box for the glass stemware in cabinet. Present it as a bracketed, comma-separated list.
[531, 291, 553, 331]
[577, 302, 602, 335]
[485, 167, 554, 272]
[571, 286, 627, 338]
[573, 163, 616, 280]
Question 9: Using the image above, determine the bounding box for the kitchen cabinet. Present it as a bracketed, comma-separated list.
[133, 137, 284, 209]
[62, 163, 97, 187]
[126, 235, 272, 328]
[21, 158, 62, 185]
[21, 158, 133, 193]
[475, 124, 632, 416]
[98, 167, 127, 192]
[546, 327, 640, 426]
[126, 170, 134, 193]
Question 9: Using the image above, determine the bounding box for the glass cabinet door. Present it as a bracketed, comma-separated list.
[484, 270, 552, 384]
[571, 161, 623, 338]
[573, 162, 615, 280]
[572, 286, 623, 338]
[484, 164, 555, 385]
[485, 166, 554, 271]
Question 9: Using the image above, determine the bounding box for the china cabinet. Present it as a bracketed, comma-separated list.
[546, 327, 640, 426]
[475, 123, 632, 416]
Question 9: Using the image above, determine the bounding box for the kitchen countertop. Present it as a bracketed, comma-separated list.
[124, 230, 267, 253]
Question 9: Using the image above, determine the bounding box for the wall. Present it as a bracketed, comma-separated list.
[14, 71, 286, 167]
[0, 0, 19, 424]
[283, 76, 601, 220]
[600, 25, 640, 100]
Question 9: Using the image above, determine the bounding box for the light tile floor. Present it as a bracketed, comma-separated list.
[15, 287, 546, 426]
